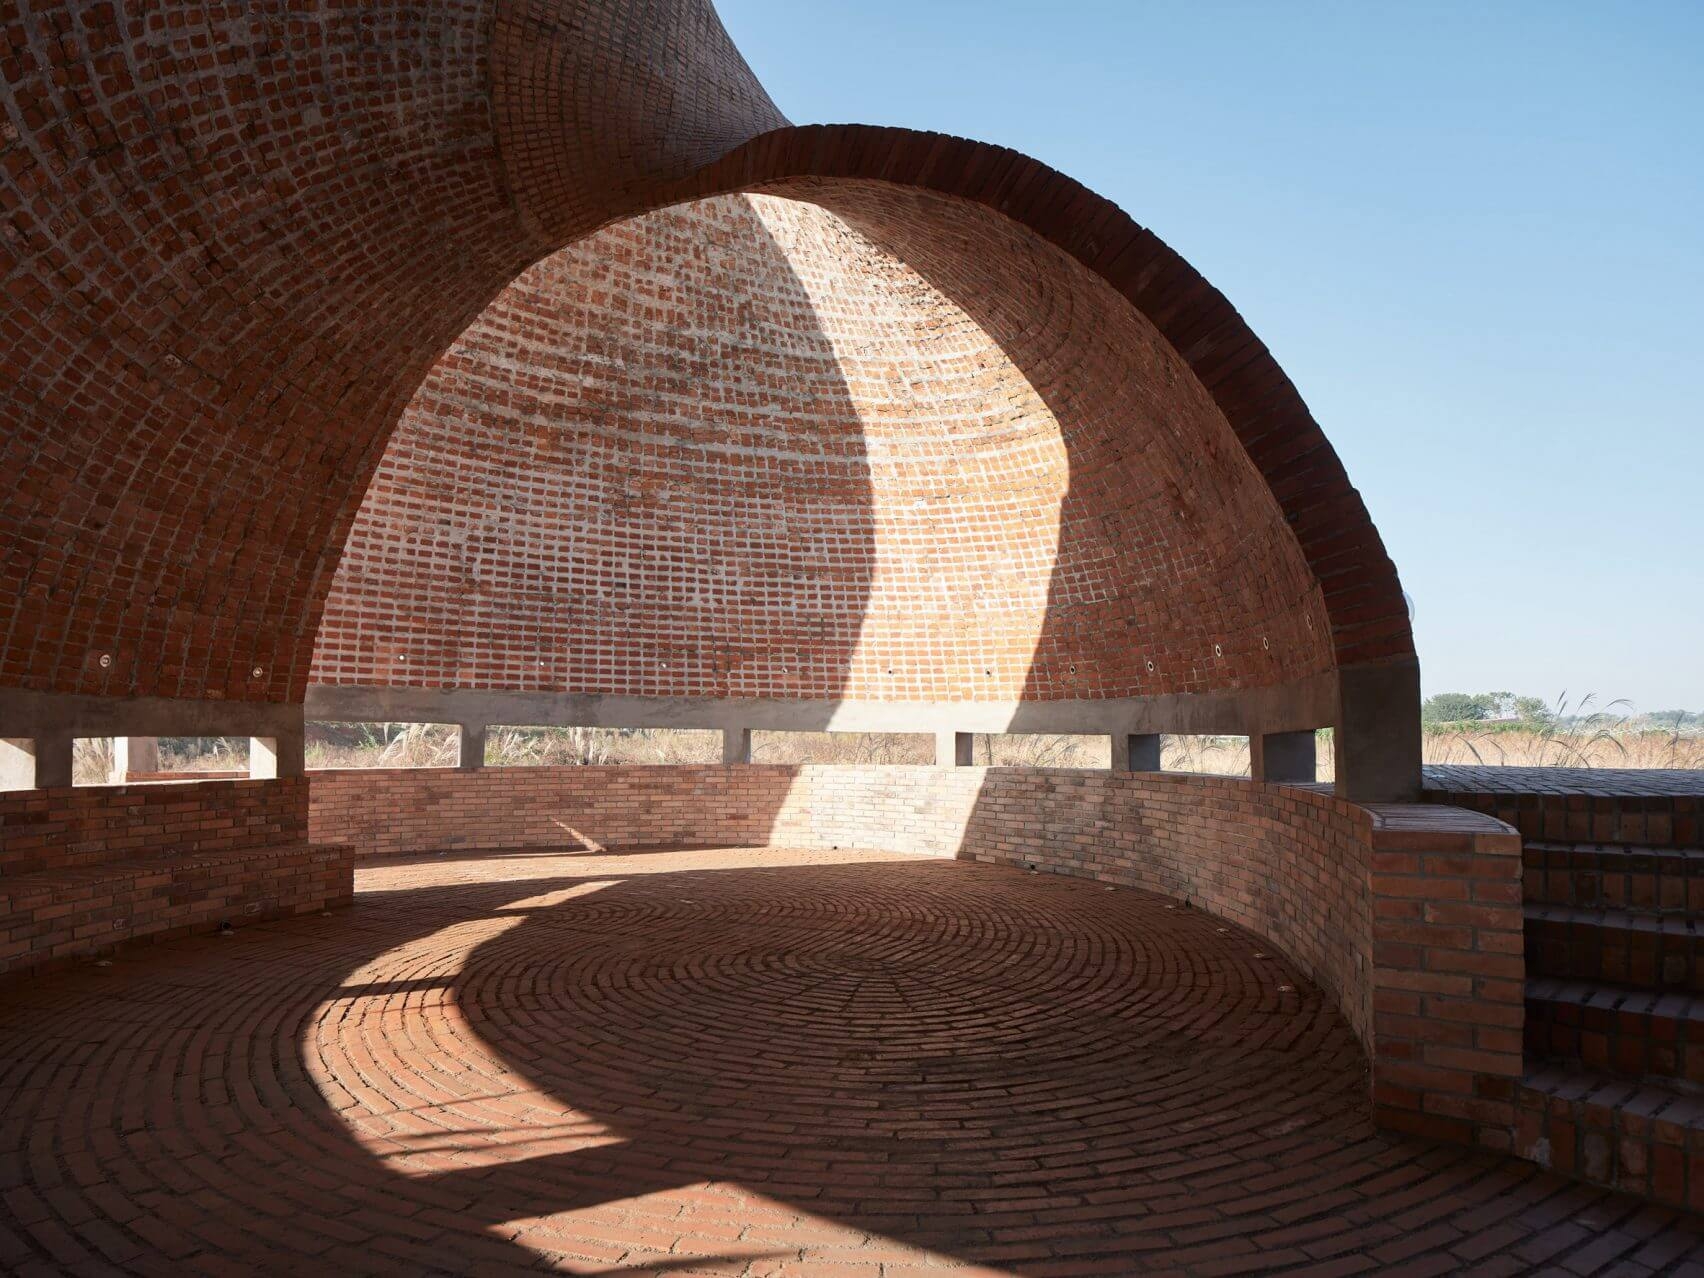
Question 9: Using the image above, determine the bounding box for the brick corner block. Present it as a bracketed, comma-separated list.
[1364, 803, 1524, 1150]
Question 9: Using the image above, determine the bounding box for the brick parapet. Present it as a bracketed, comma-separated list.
[309, 763, 1520, 1150]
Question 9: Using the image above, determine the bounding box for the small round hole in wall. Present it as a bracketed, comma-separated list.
[251, 666, 264, 678]
[98, 653, 112, 669]
[1145, 660, 1155, 673]
[1214, 644, 1223, 657]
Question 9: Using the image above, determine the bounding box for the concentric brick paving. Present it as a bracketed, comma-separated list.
[2, 848, 1702, 1276]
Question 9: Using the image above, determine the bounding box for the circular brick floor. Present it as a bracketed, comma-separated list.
[2, 847, 1702, 1275]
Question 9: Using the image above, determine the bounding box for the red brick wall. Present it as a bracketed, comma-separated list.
[310, 768, 1371, 1043]
[0, 1, 781, 703]
[309, 763, 1521, 1148]
[1428, 786, 1701, 849]
[1362, 805, 1526, 1150]
[312, 194, 1333, 701]
[0, 778, 308, 877]
[2, 5, 1412, 711]
[0, 777, 349, 976]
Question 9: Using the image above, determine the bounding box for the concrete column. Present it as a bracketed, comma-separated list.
[1, 738, 38, 791]
[110, 736, 160, 784]
[721, 727, 752, 765]
[1252, 730, 1318, 784]
[1111, 733, 1163, 772]
[458, 723, 487, 771]
[935, 730, 973, 767]
[250, 732, 305, 780]
[1335, 658, 1423, 803]
[32, 731, 74, 789]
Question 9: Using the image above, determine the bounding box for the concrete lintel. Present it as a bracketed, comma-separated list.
[721, 727, 752, 765]
[1252, 730, 1319, 784]
[0, 689, 304, 740]
[303, 675, 1338, 740]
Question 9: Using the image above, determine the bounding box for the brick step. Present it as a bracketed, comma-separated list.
[1526, 977, 1704, 1085]
[1524, 904, 1704, 991]
[1516, 1065, 1704, 1208]
[1524, 841, 1704, 912]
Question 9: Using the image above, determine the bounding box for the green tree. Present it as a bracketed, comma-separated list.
[1512, 696, 1550, 724]
[1423, 692, 1497, 723]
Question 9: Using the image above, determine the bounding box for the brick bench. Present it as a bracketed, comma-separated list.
[1, 777, 353, 978]
[0, 841, 354, 977]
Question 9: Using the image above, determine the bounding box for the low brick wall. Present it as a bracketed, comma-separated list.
[1, 776, 310, 876]
[310, 763, 1523, 1149]
[0, 777, 352, 975]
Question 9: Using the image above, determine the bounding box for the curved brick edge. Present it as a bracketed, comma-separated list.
[0, 4, 1412, 747]
[656, 125, 1414, 679]
[309, 764, 1520, 1151]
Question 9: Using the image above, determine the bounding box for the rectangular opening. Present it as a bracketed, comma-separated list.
[72, 737, 252, 786]
[968, 734, 1112, 767]
[1315, 729, 1336, 784]
[1161, 735, 1251, 777]
[487, 726, 722, 766]
[750, 731, 935, 765]
[0, 738, 37, 792]
[305, 722, 459, 770]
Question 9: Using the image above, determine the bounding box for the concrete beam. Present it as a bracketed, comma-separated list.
[1112, 733, 1163, 772]
[0, 689, 303, 740]
[302, 675, 1339, 740]
[721, 727, 752, 765]
[1252, 730, 1318, 784]
[936, 731, 973, 767]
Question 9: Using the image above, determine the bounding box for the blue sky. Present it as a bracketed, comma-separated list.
[717, 0, 1704, 711]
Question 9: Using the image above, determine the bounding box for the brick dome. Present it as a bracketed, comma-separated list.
[314, 191, 1332, 702]
[0, 0, 1417, 796]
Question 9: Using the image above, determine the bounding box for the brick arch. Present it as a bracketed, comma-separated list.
[0, 0, 784, 706]
[654, 128, 1415, 680]
[0, 0, 1415, 793]
[318, 189, 1338, 703]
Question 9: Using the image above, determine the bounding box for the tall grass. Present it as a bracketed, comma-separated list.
[1422, 692, 1704, 771]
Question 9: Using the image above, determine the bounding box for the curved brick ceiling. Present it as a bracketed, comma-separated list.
[0, 0, 1410, 708]
[314, 193, 1330, 701]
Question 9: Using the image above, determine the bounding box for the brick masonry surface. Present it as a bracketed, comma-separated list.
[2, 844, 1698, 1274]
[2, 3, 1412, 709]
[0, 778, 351, 974]
[309, 763, 1524, 1150]
[1431, 768, 1704, 1212]
[1429, 771, 1703, 847]
[311, 192, 1334, 701]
